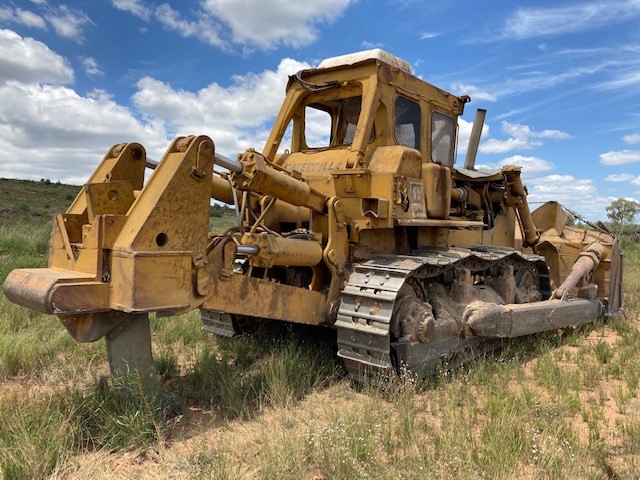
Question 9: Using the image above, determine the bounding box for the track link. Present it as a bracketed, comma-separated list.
[336, 246, 548, 382]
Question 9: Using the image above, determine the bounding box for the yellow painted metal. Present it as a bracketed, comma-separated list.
[3, 135, 217, 339]
[395, 218, 483, 228]
[502, 165, 540, 247]
[202, 274, 327, 325]
[113, 136, 213, 252]
[422, 162, 452, 219]
[211, 174, 235, 204]
[368, 146, 422, 178]
[530, 201, 619, 306]
[262, 200, 310, 231]
[110, 251, 193, 312]
[2, 268, 100, 314]
[553, 242, 605, 299]
[241, 233, 323, 268]
[233, 150, 327, 213]
[67, 142, 146, 217]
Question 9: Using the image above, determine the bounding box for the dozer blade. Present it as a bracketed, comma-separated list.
[463, 298, 604, 338]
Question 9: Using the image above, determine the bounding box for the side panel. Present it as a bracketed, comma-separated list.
[202, 274, 327, 325]
[110, 252, 192, 312]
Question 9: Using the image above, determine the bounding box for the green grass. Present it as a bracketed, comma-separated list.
[0, 395, 76, 480]
[183, 323, 340, 418]
[0, 178, 80, 220]
[0, 373, 178, 478]
[0, 214, 105, 379]
[70, 373, 177, 451]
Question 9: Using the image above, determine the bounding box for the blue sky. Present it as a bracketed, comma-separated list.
[0, 0, 639, 220]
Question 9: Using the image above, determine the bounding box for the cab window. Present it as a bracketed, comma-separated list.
[303, 106, 332, 148]
[336, 96, 362, 145]
[394, 96, 421, 150]
[431, 111, 455, 165]
[303, 95, 374, 149]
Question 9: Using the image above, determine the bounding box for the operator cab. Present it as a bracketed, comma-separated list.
[265, 49, 466, 172]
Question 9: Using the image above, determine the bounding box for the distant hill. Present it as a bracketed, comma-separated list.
[0, 177, 235, 223]
[0, 178, 81, 221]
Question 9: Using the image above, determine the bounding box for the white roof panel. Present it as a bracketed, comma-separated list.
[317, 49, 412, 73]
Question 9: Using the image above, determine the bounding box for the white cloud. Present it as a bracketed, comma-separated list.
[0, 29, 73, 84]
[201, 0, 353, 50]
[450, 83, 497, 102]
[111, 0, 151, 20]
[598, 70, 640, 90]
[362, 40, 383, 49]
[155, 4, 227, 49]
[607, 196, 640, 203]
[599, 150, 640, 165]
[479, 121, 571, 154]
[15, 8, 46, 28]
[0, 49, 323, 182]
[132, 58, 310, 155]
[456, 117, 490, 155]
[1, 5, 94, 42]
[503, 1, 640, 39]
[81, 56, 103, 76]
[498, 61, 611, 96]
[420, 32, 438, 40]
[527, 174, 610, 220]
[304, 107, 332, 147]
[504, 122, 571, 140]
[632, 177, 640, 186]
[0, 82, 168, 183]
[111, 2, 227, 48]
[87, 88, 113, 102]
[497, 155, 555, 175]
[113, 0, 353, 51]
[605, 173, 637, 182]
[623, 133, 640, 144]
[0, 7, 47, 29]
[47, 5, 93, 43]
[480, 137, 528, 154]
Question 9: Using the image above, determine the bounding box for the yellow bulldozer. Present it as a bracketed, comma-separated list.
[3, 50, 623, 382]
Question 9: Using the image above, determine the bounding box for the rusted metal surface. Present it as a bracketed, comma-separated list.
[464, 108, 486, 170]
[336, 248, 552, 380]
[2, 268, 100, 314]
[106, 314, 154, 375]
[503, 166, 539, 248]
[463, 299, 604, 338]
[202, 274, 327, 325]
[241, 233, 323, 268]
[553, 242, 605, 299]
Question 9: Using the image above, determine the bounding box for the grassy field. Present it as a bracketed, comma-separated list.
[1, 179, 640, 479]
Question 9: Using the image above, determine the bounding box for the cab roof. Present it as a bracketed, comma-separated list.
[317, 49, 412, 73]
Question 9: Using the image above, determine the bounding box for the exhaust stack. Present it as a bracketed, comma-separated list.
[464, 108, 486, 170]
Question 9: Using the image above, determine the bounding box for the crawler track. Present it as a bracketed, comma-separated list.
[336, 246, 550, 382]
